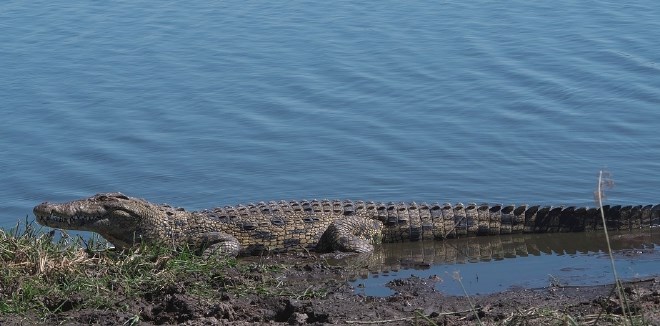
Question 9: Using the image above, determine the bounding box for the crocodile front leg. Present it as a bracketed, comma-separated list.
[317, 216, 383, 253]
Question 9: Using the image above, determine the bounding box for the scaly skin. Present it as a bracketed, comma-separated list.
[33, 192, 660, 256]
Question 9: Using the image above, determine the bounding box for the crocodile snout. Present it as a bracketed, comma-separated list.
[33, 202, 52, 215]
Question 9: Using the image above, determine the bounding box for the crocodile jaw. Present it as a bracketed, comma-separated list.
[34, 202, 112, 230]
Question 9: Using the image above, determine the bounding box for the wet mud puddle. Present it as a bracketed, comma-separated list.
[350, 230, 660, 296]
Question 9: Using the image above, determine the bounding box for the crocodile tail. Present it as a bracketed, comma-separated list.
[377, 203, 660, 241]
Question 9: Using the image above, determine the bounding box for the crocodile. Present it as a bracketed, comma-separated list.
[33, 192, 660, 257]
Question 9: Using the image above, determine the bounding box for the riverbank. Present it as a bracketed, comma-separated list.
[1, 223, 658, 325]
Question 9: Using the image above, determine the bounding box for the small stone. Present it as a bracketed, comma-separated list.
[288, 312, 308, 324]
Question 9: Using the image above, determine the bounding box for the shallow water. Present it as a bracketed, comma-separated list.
[352, 230, 660, 296]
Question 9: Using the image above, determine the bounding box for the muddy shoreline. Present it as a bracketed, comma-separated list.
[2, 251, 658, 325]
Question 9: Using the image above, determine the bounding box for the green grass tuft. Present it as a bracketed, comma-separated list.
[0, 219, 283, 319]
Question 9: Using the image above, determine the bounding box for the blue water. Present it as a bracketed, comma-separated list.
[2, 0, 660, 230]
[351, 232, 660, 296]
[354, 247, 660, 296]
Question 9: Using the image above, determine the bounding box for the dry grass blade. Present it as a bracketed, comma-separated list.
[594, 170, 633, 326]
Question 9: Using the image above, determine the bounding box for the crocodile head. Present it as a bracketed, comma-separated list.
[33, 192, 170, 249]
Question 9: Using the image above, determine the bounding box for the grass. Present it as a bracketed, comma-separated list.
[0, 219, 291, 321]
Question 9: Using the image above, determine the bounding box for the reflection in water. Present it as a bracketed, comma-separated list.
[368, 230, 659, 268]
[349, 230, 659, 296]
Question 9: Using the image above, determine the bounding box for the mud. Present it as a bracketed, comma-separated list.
[2, 252, 659, 325]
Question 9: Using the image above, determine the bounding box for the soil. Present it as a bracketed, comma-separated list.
[2, 252, 659, 325]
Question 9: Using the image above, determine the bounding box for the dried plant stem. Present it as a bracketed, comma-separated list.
[452, 271, 483, 326]
[596, 170, 631, 325]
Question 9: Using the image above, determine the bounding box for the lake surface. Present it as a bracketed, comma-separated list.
[1, 1, 659, 286]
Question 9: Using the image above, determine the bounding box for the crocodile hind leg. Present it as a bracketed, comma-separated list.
[193, 232, 241, 257]
[317, 216, 383, 253]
